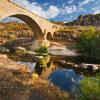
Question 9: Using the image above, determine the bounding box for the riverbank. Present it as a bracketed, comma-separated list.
[0, 55, 73, 100]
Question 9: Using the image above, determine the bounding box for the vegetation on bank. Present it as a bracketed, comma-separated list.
[77, 26, 100, 59]
[76, 27, 100, 100]
[0, 22, 34, 44]
[77, 73, 100, 100]
[35, 46, 50, 68]
[36, 46, 48, 54]
[6, 46, 51, 75]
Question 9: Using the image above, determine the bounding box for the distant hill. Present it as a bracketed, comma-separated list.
[49, 20, 64, 25]
[65, 13, 100, 26]
[0, 21, 31, 31]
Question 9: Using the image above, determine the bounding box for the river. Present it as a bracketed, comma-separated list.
[17, 44, 100, 93]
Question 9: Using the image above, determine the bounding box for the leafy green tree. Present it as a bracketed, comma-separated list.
[78, 26, 100, 59]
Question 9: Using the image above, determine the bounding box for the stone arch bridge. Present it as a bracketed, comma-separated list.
[0, 0, 62, 41]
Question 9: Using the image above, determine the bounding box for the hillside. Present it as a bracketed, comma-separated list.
[65, 13, 100, 26]
[0, 21, 34, 44]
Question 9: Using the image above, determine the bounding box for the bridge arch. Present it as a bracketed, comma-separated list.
[1, 14, 44, 40]
[46, 32, 53, 40]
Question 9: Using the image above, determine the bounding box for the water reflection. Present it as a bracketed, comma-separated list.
[49, 44, 79, 56]
[49, 69, 83, 92]
[17, 61, 36, 72]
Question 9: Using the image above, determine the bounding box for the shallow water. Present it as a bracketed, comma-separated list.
[49, 69, 83, 92]
[17, 61, 36, 72]
[17, 61, 84, 92]
[49, 45, 79, 56]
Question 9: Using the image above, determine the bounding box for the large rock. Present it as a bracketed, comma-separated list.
[80, 63, 99, 72]
[0, 46, 10, 53]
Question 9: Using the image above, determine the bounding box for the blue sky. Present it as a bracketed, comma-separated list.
[2, 0, 100, 22]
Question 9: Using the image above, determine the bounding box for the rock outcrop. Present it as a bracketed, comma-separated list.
[65, 13, 100, 26]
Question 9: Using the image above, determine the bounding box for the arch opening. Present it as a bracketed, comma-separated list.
[11, 14, 44, 40]
[47, 32, 53, 41]
[1, 14, 44, 40]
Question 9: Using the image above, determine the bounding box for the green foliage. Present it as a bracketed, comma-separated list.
[79, 75, 100, 100]
[36, 46, 48, 54]
[36, 46, 49, 68]
[40, 55, 50, 68]
[78, 26, 100, 59]
[58, 26, 76, 33]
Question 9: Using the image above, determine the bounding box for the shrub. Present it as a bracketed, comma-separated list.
[40, 55, 50, 68]
[36, 46, 48, 54]
[78, 75, 100, 100]
[78, 26, 100, 59]
[15, 47, 27, 56]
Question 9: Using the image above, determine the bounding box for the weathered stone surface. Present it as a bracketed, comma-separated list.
[58, 60, 100, 73]
[80, 63, 99, 71]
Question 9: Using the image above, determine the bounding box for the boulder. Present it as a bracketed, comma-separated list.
[31, 73, 39, 79]
[0, 54, 7, 58]
[80, 63, 99, 71]
[16, 47, 26, 51]
[0, 46, 9, 53]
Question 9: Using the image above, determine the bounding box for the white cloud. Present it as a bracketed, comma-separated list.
[12, 0, 60, 19]
[93, 0, 100, 14]
[94, 10, 100, 14]
[79, 0, 93, 7]
[93, 7, 100, 14]
[68, 0, 74, 4]
[62, 5, 78, 14]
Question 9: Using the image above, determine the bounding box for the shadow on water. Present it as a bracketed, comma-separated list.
[52, 55, 100, 64]
[70, 56, 100, 64]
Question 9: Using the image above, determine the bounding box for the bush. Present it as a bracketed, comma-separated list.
[78, 75, 100, 100]
[15, 47, 27, 56]
[40, 55, 51, 68]
[36, 46, 48, 54]
[78, 27, 100, 59]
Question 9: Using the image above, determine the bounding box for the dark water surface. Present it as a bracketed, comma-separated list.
[49, 69, 83, 92]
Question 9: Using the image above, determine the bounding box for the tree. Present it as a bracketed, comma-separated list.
[78, 26, 100, 59]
